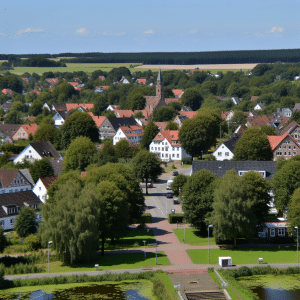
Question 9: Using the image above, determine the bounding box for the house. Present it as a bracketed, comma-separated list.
[295, 76, 300, 81]
[0, 191, 42, 231]
[69, 82, 79, 87]
[52, 103, 67, 113]
[149, 130, 191, 161]
[254, 102, 265, 111]
[32, 176, 57, 203]
[13, 124, 39, 141]
[30, 90, 40, 96]
[1, 102, 13, 112]
[114, 110, 135, 118]
[267, 133, 300, 161]
[65, 103, 94, 111]
[136, 78, 147, 84]
[221, 110, 235, 121]
[113, 125, 143, 146]
[52, 110, 69, 126]
[293, 103, 300, 112]
[213, 134, 241, 161]
[217, 96, 241, 105]
[45, 78, 59, 85]
[154, 122, 169, 131]
[0, 169, 33, 194]
[106, 105, 120, 111]
[0, 124, 21, 143]
[276, 108, 292, 117]
[181, 106, 193, 111]
[174, 115, 188, 128]
[120, 76, 130, 84]
[99, 76, 106, 80]
[13, 141, 61, 164]
[191, 160, 277, 180]
[251, 96, 259, 102]
[280, 121, 300, 143]
[246, 115, 273, 127]
[2, 89, 13, 97]
[258, 219, 289, 240]
[269, 116, 290, 131]
[174, 111, 197, 128]
[172, 89, 184, 98]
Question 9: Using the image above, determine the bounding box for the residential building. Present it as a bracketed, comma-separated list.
[221, 110, 235, 121]
[251, 96, 259, 102]
[246, 115, 272, 127]
[52, 110, 69, 126]
[1, 102, 13, 112]
[149, 130, 191, 161]
[0, 124, 21, 143]
[45, 78, 59, 85]
[172, 89, 184, 98]
[2, 89, 13, 97]
[13, 141, 61, 164]
[106, 105, 120, 111]
[280, 121, 300, 144]
[113, 125, 143, 145]
[254, 102, 265, 111]
[13, 124, 38, 140]
[32, 176, 57, 203]
[0, 169, 32, 194]
[50, 160, 64, 176]
[136, 78, 147, 84]
[213, 134, 241, 161]
[276, 108, 292, 117]
[267, 133, 300, 161]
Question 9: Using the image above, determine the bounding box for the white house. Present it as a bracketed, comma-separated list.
[254, 102, 265, 111]
[14, 141, 61, 164]
[213, 134, 241, 161]
[106, 105, 120, 111]
[149, 130, 191, 161]
[32, 176, 57, 203]
[0, 169, 33, 194]
[52, 111, 68, 126]
[113, 125, 143, 146]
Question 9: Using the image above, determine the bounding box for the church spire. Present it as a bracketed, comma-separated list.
[157, 69, 162, 82]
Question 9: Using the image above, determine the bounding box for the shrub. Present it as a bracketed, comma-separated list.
[139, 213, 152, 224]
[171, 164, 176, 169]
[168, 213, 184, 224]
[182, 158, 192, 165]
[24, 234, 41, 252]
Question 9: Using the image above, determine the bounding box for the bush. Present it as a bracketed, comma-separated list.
[168, 213, 184, 224]
[171, 164, 176, 169]
[138, 213, 152, 224]
[182, 158, 192, 165]
[24, 234, 41, 252]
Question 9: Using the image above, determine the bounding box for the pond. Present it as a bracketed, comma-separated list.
[238, 274, 300, 300]
[0, 281, 154, 300]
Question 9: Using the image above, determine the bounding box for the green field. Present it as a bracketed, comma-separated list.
[173, 228, 217, 246]
[187, 248, 299, 265]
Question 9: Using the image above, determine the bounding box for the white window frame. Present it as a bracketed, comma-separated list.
[270, 228, 275, 237]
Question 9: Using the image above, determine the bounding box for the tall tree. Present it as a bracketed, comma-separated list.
[60, 111, 99, 149]
[287, 188, 300, 231]
[4, 110, 22, 124]
[180, 88, 203, 110]
[152, 106, 177, 122]
[94, 139, 118, 166]
[30, 158, 54, 183]
[170, 174, 188, 196]
[140, 121, 159, 150]
[0, 227, 6, 253]
[14, 206, 38, 238]
[131, 150, 163, 195]
[182, 170, 216, 230]
[34, 124, 60, 149]
[233, 127, 273, 161]
[63, 136, 97, 172]
[165, 121, 179, 130]
[130, 93, 146, 110]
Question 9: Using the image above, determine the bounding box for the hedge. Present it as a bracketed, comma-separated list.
[168, 213, 184, 224]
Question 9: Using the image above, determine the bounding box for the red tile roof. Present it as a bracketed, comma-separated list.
[154, 122, 169, 130]
[119, 125, 143, 138]
[25, 116, 35, 122]
[30, 90, 40, 95]
[45, 78, 59, 85]
[40, 176, 58, 189]
[69, 82, 79, 87]
[92, 116, 106, 127]
[179, 111, 197, 118]
[21, 123, 38, 136]
[2, 89, 13, 96]
[115, 110, 135, 118]
[267, 133, 299, 150]
[95, 86, 110, 90]
[251, 96, 259, 102]
[66, 103, 94, 111]
[99, 76, 106, 80]
[165, 98, 181, 105]
[137, 78, 147, 84]
[247, 115, 272, 127]
[172, 89, 184, 96]
[153, 130, 181, 146]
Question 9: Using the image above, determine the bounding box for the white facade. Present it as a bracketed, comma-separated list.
[254, 103, 264, 110]
[113, 127, 143, 145]
[13, 145, 42, 164]
[52, 112, 65, 126]
[0, 185, 31, 194]
[149, 138, 191, 161]
[213, 144, 234, 161]
[32, 179, 48, 203]
[0, 216, 17, 231]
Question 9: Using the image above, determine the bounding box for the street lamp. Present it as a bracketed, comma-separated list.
[208, 225, 213, 264]
[143, 240, 146, 258]
[155, 237, 158, 265]
[295, 226, 299, 264]
[48, 241, 52, 273]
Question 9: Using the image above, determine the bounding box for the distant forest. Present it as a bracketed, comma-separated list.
[1, 49, 300, 64]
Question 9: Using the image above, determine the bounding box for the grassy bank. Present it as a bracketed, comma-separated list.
[187, 248, 298, 265]
[173, 228, 217, 246]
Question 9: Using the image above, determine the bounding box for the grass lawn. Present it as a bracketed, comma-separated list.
[38, 252, 170, 273]
[103, 230, 155, 250]
[173, 228, 216, 246]
[187, 248, 298, 265]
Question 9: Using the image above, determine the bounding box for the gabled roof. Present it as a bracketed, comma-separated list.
[255, 102, 265, 109]
[95, 86, 110, 90]
[267, 133, 299, 150]
[30, 90, 40, 95]
[66, 103, 94, 111]
[0, 169, 19, 188]
[69, 82, 79, 87]
[115, 110, 135, 118]
[50, 160, 63, 176]
[251, 96, 259, 102]
[0, 124, 21, 139]
[45, 78, 59, 85]
[40, 176, 58, 189]
[154, 122, 169, 131]
[0, 191, 42, 218]
[153, 130, 181, 146]
[165, 98, 181, 105]
[52, 103, 67, 112]
[136, 78, 147, 84]
[234, 124, 248, 135]
[247, 115, 272, 127]
[19, 169, 35, 186]
[179, 111, 197, 118]
[21, 123, 38, 136]
[222, 134, 242, 152]
[99, 76, 106, 80]
[91, 115, 106, 127]
[108, 105, 120, 110]
[119, 125, 143, 138]
[2, 89, 13, 96]
[133, 109, 152, 119]
[192, 160, 277, 180]
[280, 121, 300, 135]
[108, 117, 138, 131]
[293, 103, 300, 112]
[29, 141, 61, 160]
[172, 89, 184, 96]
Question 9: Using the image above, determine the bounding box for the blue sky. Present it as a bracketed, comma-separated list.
[1, 0, 299, 54]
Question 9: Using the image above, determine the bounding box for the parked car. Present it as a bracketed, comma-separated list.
[172, 171, 179, 176]
[173, 198, 180, 204]
[166, 192, 173, 198]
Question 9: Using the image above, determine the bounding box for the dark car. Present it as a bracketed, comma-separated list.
[173, 198, 180, 204]
[172, 171, 179, 176]
[166, 192, 173, 198]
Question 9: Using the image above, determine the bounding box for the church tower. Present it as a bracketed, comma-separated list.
[156, 69, 164, 101]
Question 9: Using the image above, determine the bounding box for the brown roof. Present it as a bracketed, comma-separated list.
[29, 141, 61, 160]
[0, 169, 19, 188]
[21, 123, 38, 136]
[66, 103, 94, 111]
[165, 98, 181, 105]
[251, 96, 259, 102]
[280, 121, 300, 135]
[53, 103, 67, 112]
[50, 160, 64, 176]
[40, 176, 58, 189]
[0, 124, 21, 139]
[247, 115, 272, 127]
[0, 191, 42, 218]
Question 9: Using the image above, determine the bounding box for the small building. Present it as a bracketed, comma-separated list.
[33, 176, 58, 203]
[254, 102, 265, 111]
[219, 257, 232, 267]
[213, 134, 241, 161]
[113, 125, 143, 146]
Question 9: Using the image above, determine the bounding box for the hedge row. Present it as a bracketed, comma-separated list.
[168, 214, 184, 224]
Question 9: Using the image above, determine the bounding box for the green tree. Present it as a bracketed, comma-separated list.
[233, 127, 273, 161]
[114, 139, 134, 159]
[63, 136, 97, 172]
[40, 180, 100, 264]
[14, 206, 38, 238]
[94, 139, 118, 166]
[179, 108, 222, 159]
[30, 158, 54, 182]
[231, 111, 247, 126]
[182, 170, 216, 230]
[287, 188, 300, 231]
[131, 150, 163, 195]
[140, 121, 159, 150]
[152, 106, 177, 122]
[165, 121, 179, 130]
[171, 174, 187, 196]
[0, 227, 6, 253]
[4, 110, 22, 124]
[60, 111, 99, 149]
[130, 93, 146, 110]
[34, 124, 60, 149]
[180, 88, 203, 110]
[29, 99, 43, 116]
[260, 125, 277, 136]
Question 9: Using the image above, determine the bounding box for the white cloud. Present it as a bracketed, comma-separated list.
[16, 27, 44, 35]
[76, 28, 89, 35]
[143, 29, 154, 35]
[267, 26, 284, 33]
[189, 29, 197, 34]
[102, 32, 125, 36]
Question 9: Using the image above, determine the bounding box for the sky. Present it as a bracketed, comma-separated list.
[0, 0, 299, 54]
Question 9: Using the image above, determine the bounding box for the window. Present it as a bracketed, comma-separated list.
[278, 228, 285, 236]
[177, 147, 179, 151]
[29, 150, 31, 153]
[218, 152, 222, 156]
[172, 147, 175, 151]
[177, 154, 179, 158]
[293, 152, 296, 156]
[158, 147, 160, 151]
[289, 146, 291, 150]
[155, 147, 157, 151]
[270, 228, 275, 237]
[39, 187, 41, 191]
[294, 146, 296, 150]
[225, 152, 229, 156]
[276, 152, 282, 156]
[172, 154, 175, 157]
[10, 219, 14, 224]
[162, 154, 164, 157]
[295, 135, 298, 139]
[151, 147, 153, 150]
[162, 147, 164, 151]
[284, 152, 287, 155]
[288, 152, 291, 156]
[162, 142, 164, 145]
[0, 220, 4, 226]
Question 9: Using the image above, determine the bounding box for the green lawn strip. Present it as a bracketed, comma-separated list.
[173, 228, 216, 246]
[38, 252, 170, 273]
[187, 248, 298, 265]
[156, 272, 180, 300]
[102, 230, 155, 250]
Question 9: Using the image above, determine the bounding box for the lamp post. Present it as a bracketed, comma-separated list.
[143, 240, 146, 258]
[208, 225, 213, 264]
[295, 226, 299, 264]
[48, 241, 52, 273]
[155, 237, 158, 265]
